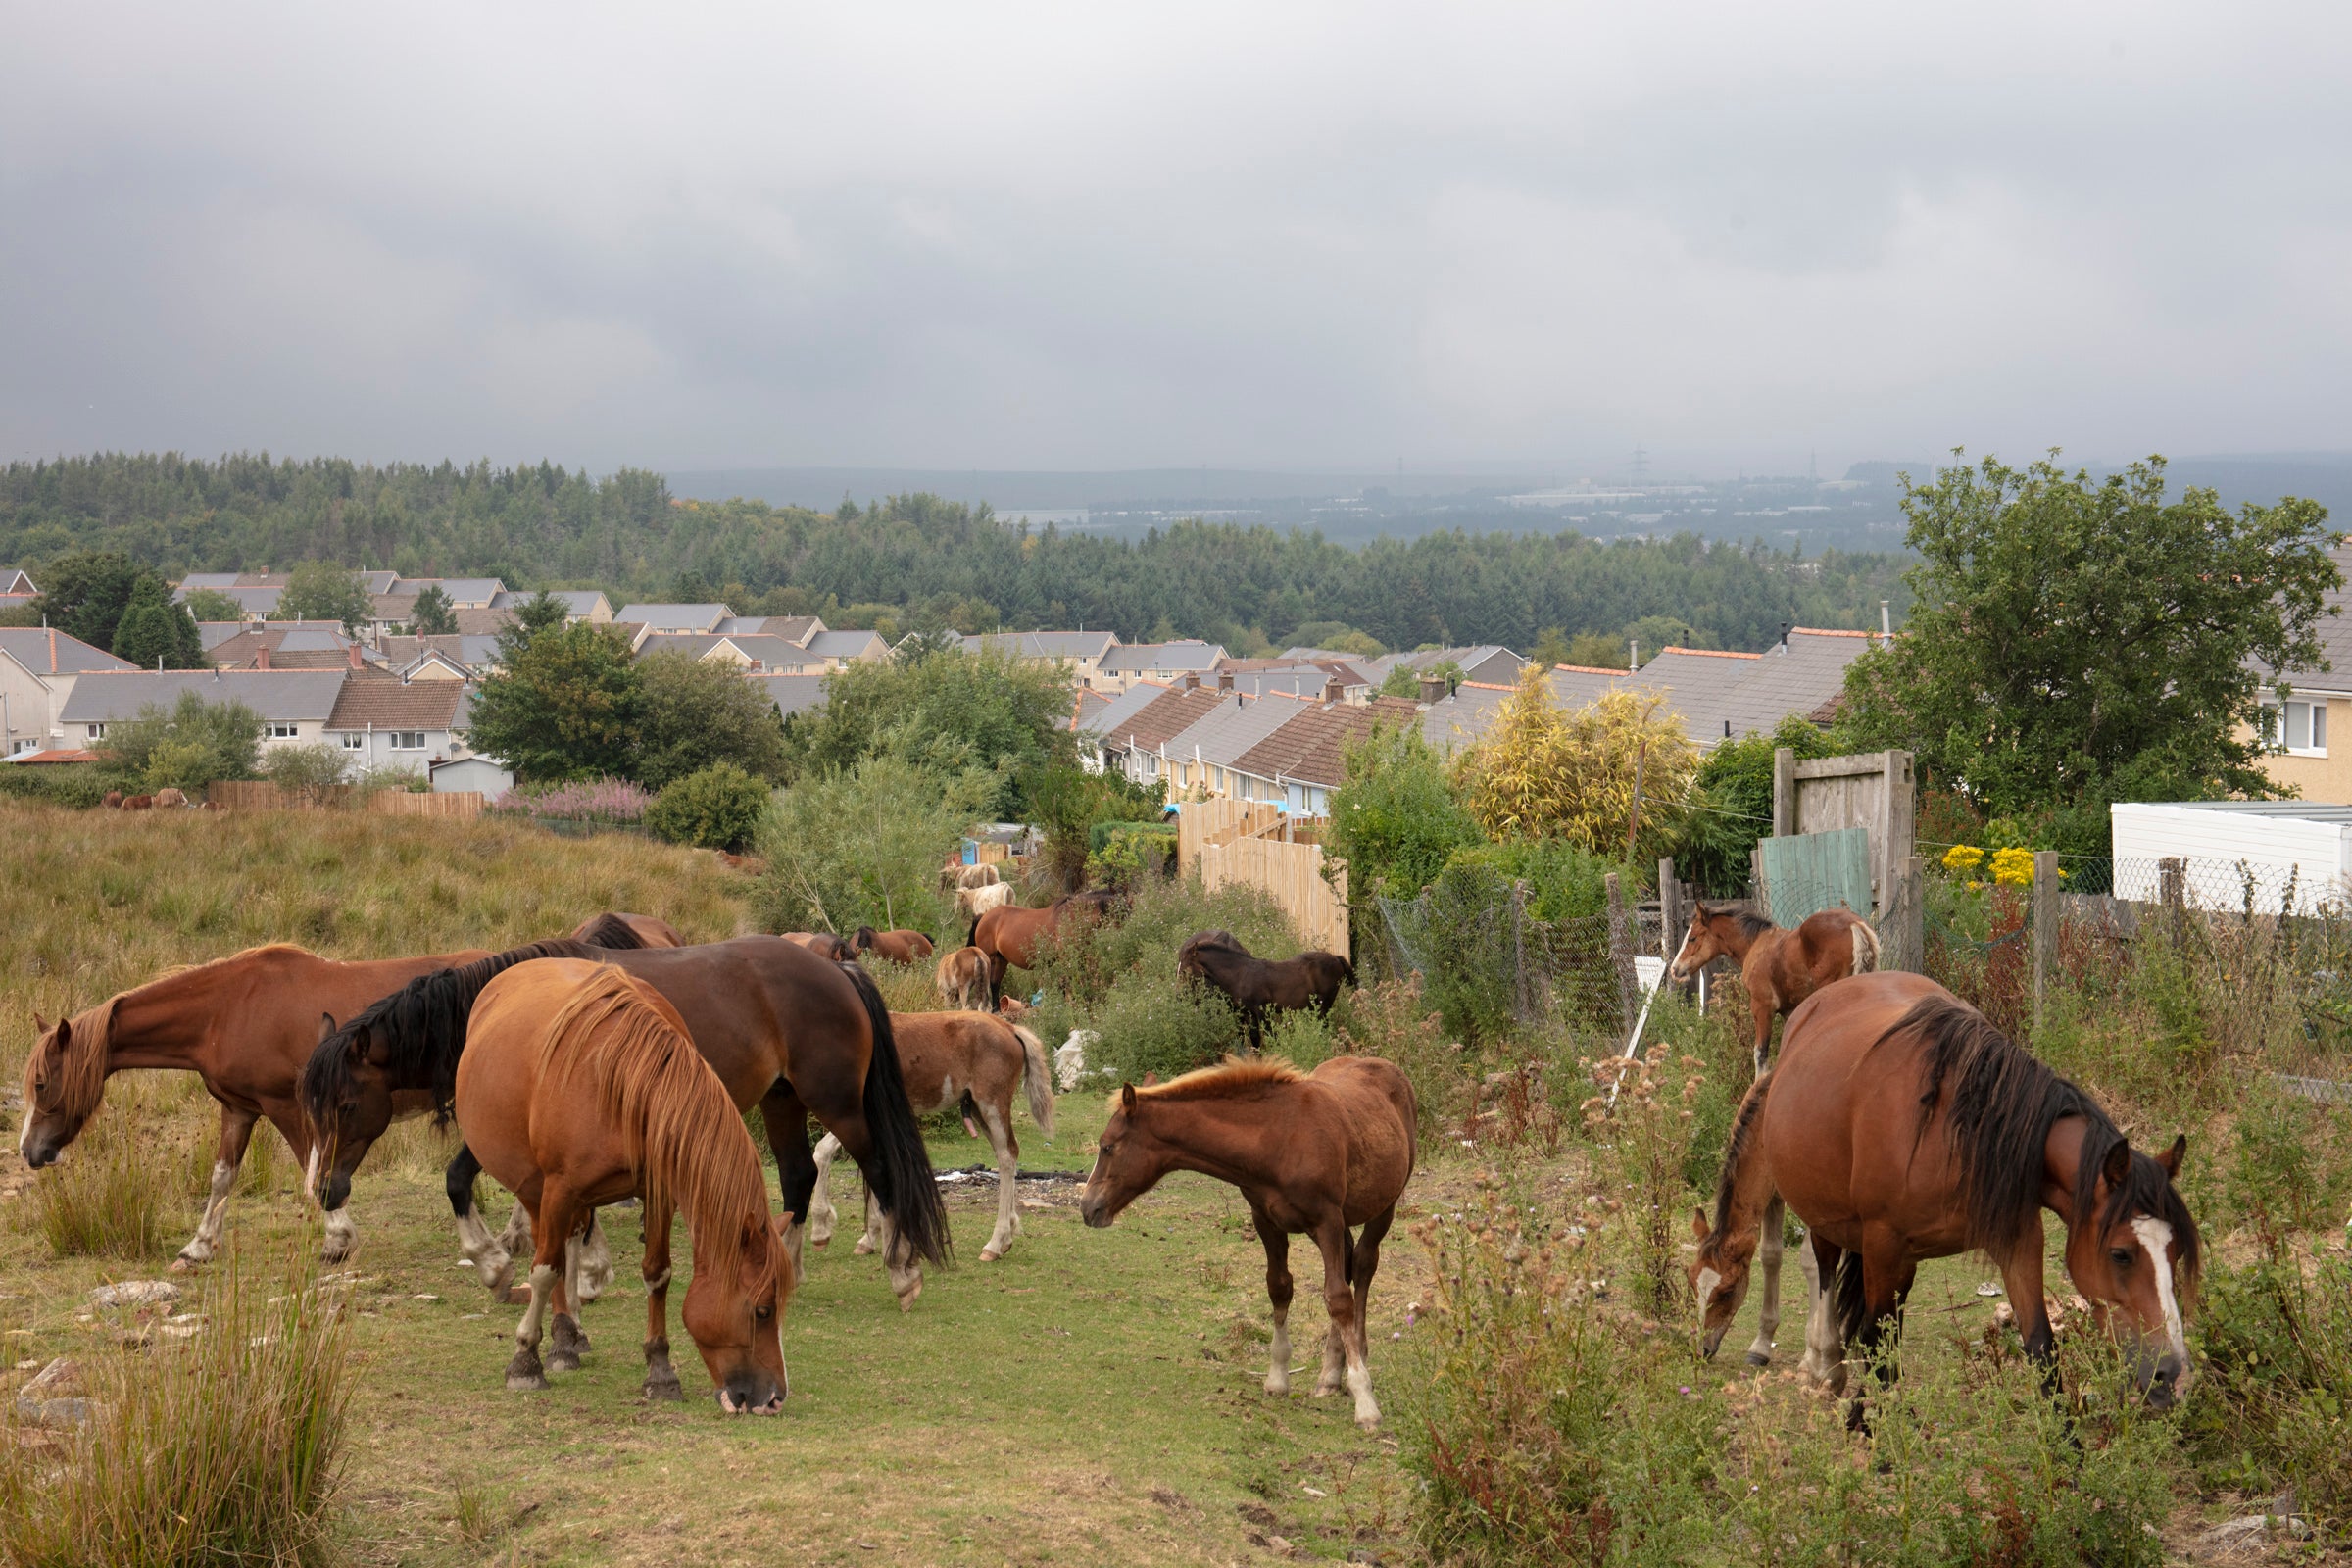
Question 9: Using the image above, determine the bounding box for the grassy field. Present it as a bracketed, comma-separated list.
[3, 802, 2348, 1566]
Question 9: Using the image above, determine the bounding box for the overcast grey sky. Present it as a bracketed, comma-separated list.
[3, 3, 2347, 477]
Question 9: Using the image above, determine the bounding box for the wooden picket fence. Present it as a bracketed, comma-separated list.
[207, 780, 484, 818]
[1199, 834, 1349, 959]
[1176, 798, 1284, 871]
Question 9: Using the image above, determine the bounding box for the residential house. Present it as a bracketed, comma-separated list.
[2252, 540, 2352, 803]
[1420, 679, 1526, 755]
[1216, 660, 1373, 704]
[750, 673, 830, 722]
[207, 623, 368, 671]
[635, 632, 808, 671]
[1158, 689, 1314, 798]
[960, 630, 1120, 684]
[1225, 698, 1424, 816]
[613, 603, 732, 634]
[60, 670, 349, 752]
[1088, 682, 1230, 788]
[489, 588, 612, 623]
[377, 634, 505, 679]
[0, 627, 138, 756]
[324, 674, 475, 774]
[801, 628, 888, 669]
[718, 613, 824, 643]
[0, 568, 36, 596]
[1091, 640, 1227, 694]
[1363, 645, 1528, 690]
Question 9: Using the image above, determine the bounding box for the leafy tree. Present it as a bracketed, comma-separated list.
[1566, 631, 1630, 670]
[785, 650, 1079, 817]
[409, 584, 458, 636]
[1669, 715, 1838, 896]
[752, 757, 997, 936]
[1284, 621, 1385, 657]
[0, 602, 37, 629]
[1024, 762, 1164, 890]
[1839, 454, 2341, 826]
[496, 589, 573, 664]
[261, 742, 352, 807]
[1528, 626, 1574, 669]
[1327, 724, 1484, 901]
[646, 761, 772, 851]
[99, 693, 262, 790]
[463, 623, 640, 783]
[633, 649, 788, 789]
[34, 551, 142, 650]
[108, 574, 205, 669]
[1379, 664, 1425, 699]
[1443, 838, 1626, 921]
[277, 561, 373, 632]
[1452, 666, 1698, 860]
[180, 587, 246, 624]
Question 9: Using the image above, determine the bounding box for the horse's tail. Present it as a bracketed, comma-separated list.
[1011, 1023, 1054, 1139]
[966, 910, 982, 952]
[1849, 917, 1882, 977]
[841, 961, 952, 1266]
[1832, 1246, 1871, 1348]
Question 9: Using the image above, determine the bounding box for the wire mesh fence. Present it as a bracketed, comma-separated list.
[1376, 871, 1663, 1047]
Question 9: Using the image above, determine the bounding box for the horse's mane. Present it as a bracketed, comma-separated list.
[539, 966, 775, 1295]
[298, 937, 609, 1132]
[1698, 902, 1775, 939]
[570, 913, 652, 950]
[1889, 996, 2201, 1281]
[1132, 1054, 1302, 1102]
[1704, 1067, 1775, 1245]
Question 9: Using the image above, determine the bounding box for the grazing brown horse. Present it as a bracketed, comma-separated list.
[120, 794, 154, 810]
[154, 787, 188, 808]
[853, 927, 935, 964]
[970, 889, 1120, 1004]
[809, 1011, 1053, 1262]
[571, 911, 683, 948]
[1176, 931, 1355, 1053]
[934, 946, 992, 1011]
[456, 960, 790, 1410]
[101, 790, 122, 808]
[1690, 971, 2199, 1425]
[299, 935, 950, 1308]
[780, 931, 858, 960]
[1079, 1056, 1416, 1428]
[1667, 901, 1881, 1072]
[20, 942, 492, 1267]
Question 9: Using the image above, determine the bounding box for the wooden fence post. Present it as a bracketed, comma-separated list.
[1772, 747, 1797, 838]
[2033, 850, 2059, 1033]
[1657, 857, 1683, 958]
[1605, 872, 1638, 1031]
[1879, 855, 1925, 974]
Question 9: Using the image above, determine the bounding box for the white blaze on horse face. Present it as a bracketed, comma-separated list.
[2131, 1217, 2186, 1363]
[1695, 1267, 1721, 1309]
[305, 1145, 322, 1202]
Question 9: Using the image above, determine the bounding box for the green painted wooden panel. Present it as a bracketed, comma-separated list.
[1758, 827, 1874, 926]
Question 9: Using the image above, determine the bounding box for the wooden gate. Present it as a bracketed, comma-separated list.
[1771, 749, 1914, 915]
[1198, 835, 1349, 958]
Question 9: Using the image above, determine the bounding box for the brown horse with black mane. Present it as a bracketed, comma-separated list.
[456, 959, 790, 1410]
[1690, 971, 2199, 1426]
[969, 889, 1121, 1004]
[1177, 931, 1355, 1052]
[1079, 1054, 1415, 1428]
[300, 934, 951, 1308]
[780, 931, 858, 961]
[571, 911, 684, 948]
[1668, 901, 1880, 1073]
[853, 927, 935, 965]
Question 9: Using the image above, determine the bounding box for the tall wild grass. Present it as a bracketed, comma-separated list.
[0, 1244, 353, 1568]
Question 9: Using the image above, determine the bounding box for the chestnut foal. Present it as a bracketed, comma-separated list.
[1668, 901, 1880, 1073]
[1078, 1056, 1416, 1429]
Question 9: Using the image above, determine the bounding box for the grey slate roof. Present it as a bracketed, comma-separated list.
[1421, 681, 1518, 753]
[806, 628, 887, 662]
[0, 627, 138, 676]
[61, 670, 348, 723]
[1101, 640, 1225, 675]
[961, 630, 1118, 662]
[613, 603, 730, 632]
[1706, 631, 1874, 743]
[489, 588, 609, 617]
[2257, 540, 2352, 695]
[751, 673, 830, 718]
[1077, 681, 1171, 738]
[1161, 691, 1311, 768]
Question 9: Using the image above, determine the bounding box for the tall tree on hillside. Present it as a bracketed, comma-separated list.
[409, 583, 458, 636]
[278, 561, 374, 633]
[34, 551, 142, 649]
[109, 573, 206, 669]
[1838, 455, 2341, 830]
[462, 623, 641, 783]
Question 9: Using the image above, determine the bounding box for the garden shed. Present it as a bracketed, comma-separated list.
[2109, 801, 2352, 913]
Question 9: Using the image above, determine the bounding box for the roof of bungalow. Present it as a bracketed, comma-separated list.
[207, 624, 363, 670]
[962, 629, 1119, 662]
[750, 672, 830, 718]
[805, 628, 888, 662]
[0, 627, 139, 676]
[1100, 639, 1226, 675]
[325, 675, 467, 731]
[1076, 680, 1172, 739]
[1234, 698, 1424, 790]
[389, 576, 504, 603]
[612, 603, 731, 633]
[1105, 685, 1230, 756]
[487, 588, 609, 616]
[378, 633, 504, 672]
[1160, 689, 1311, 768]
[61, 669, 349, 723]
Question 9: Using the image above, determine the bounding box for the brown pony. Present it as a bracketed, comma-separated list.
[20, 942, 491, 1267]
[1690, 971, 2199, 1424]
[455, 960, 790, 1410]
[1668, 901, 1880, 1072]
[853, 927, 935, 964]
[780, 931, 858, 960]
[299, 935, 950, 1308]
[934, 946, 992, 1011]
[120, 794, 154, 810]
[809, 1011, 1053, 1262]
[1176, 931, 1355, 1053]
[970, 889, 1120, 1004]
[154, 787, 188, 808]
[1078, 1055, 1416, 1428]
[571, 911, 683, 948]
[101, 790, 122, 808]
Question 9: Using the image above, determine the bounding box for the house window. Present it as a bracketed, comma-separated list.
[266, 723, 299, 740]
[2277, 699, 2329, 758]
[339, 733, 366, 752]
[84, 723, 105, 740]
[391, 732, 425, 751]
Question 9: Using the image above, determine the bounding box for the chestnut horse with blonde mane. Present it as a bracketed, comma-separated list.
[1668, 901, 1880, 1073]
[1690, 971, 2199, 1426]
[808, 1010, 1053, 1263]
[1078, 1054, 1416, 1429]
[456, 959, 790, 1410]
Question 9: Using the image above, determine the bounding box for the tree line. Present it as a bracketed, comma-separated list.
[0, 452, 1908, 655]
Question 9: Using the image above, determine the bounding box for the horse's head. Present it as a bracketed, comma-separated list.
[18, 1004, 112, 1168]
[851, 926, 877, 955]
[1669, 903, 1749, 982]
[1688, 1206, 1758, 1358]
[1078, 1083, 1169, 1228]
[2066, 1132, 2198, 1408]
[298, 1011, 398, 1213]
[683, 1212, 792, 1415]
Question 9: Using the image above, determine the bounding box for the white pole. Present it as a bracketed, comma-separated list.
[1609, 923, 1690, 1106]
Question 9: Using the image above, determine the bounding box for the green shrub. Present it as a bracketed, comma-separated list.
[1327, 723, 1483, 904]
[1331, 976, 1462, 1150]
[97, 691, 263, 791]
[1263, 1006, 1334, 1070]
[1084, 969, 1244, 1083]
[2180, 1255, 2352, 1533]
[0, 764, 110, 808]
[1444, 838, 1630, 921]
[646, 760, 771, 852]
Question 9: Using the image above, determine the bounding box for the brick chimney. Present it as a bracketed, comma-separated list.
[1179, 671, 1200, 691]
[1419, 675, 1446, 704]
[1322, 675, 1345, 704]
[256, 643, 271, 671]
[347, 641, 363, 669]
[1216, 668, 1234, 692]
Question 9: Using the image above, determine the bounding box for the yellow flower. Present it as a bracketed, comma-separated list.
[1942, 845, 1985, 872]
[1989, 847, 2036, 886]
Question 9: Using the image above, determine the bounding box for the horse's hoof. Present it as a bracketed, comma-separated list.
[809, 1234, 830, 1249]
[895, 1279, 922, 1313]
[1263, 1379, 1289, 1398]
[1355, 1412, 1382, 1431]
[169, 1255, 201, 1274]
[643, 1376, 683, 1401]
[506, 1371, 549, 1392]
[979, 1247, 1002, 1263]
[504, 1351, 546, 1390]
[1745, 1351, 1771, 1368]
[544, 1350, 580, 1374]
[852, 1240, 875, 1256]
